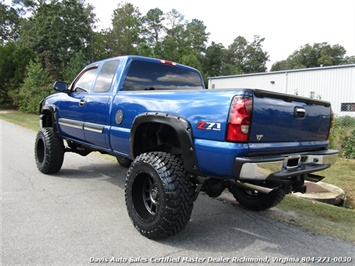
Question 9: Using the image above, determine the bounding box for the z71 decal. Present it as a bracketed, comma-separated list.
[197, 121, 222, 131]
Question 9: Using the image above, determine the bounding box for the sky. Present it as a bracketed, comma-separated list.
[87, 0, 355, 70]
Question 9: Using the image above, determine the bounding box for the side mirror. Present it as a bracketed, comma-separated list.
[53, 81, 68, 92]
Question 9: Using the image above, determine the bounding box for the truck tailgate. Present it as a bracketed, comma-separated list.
[249, 89, 332, 143]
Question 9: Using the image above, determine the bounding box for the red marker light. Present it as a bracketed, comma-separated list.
[159, 59, 176, 66]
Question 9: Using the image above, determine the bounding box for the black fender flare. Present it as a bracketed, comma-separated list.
[130, 112, 201, 176]
[40, 104, 61, 137]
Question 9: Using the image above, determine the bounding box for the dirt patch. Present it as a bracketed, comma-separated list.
[267, 207, 303, 225]
[0, 110, 16, 114]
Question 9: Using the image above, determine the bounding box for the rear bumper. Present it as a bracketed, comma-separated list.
[233, 149, 338, 181]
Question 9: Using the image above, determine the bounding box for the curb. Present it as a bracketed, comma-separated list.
[294, 181, 345, 205]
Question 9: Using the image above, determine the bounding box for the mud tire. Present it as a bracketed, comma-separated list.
[229, 185, 286, 211]
[125, 152, 194, 239]
[34, 127, 65, 174]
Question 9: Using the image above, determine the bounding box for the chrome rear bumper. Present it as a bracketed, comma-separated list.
[233, 150, 338, 181]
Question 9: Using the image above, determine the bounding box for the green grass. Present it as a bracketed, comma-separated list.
[1, 110, 355, 242]
[273, 195, 355, 242]
[0, 110, 39, 131]
[272, 158, 355, 243]
[321, 158, 355, 208]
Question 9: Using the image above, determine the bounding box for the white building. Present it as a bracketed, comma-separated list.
[208, 64, 355, 117]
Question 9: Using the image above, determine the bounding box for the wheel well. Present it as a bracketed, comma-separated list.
[133, 123, 181, 157]
[41, 110, 53, 127]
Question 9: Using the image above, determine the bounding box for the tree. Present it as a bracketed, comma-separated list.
[345, 55, 355, 64]
[159, 10, 209, 67]
[106, 2, 142, 56]
[181, 52, 202, 71]
[159, 23, 185, 61]
[62, 50, 89, 83]
[15, 58, 53, 113]
[270, 60, 291, 72]
[10, 0, 39, 15]
[0, 0, 21, 43]
[223, 35, 269, 75]
[142, 8, 165, 47]
[202, 42, 226, 78]
[0, 42, 35, 107]
[92, 30, 110, 60]
[165, 8, 184, 31]
[19, 0, 96, 79]
[158, 9, 186, 61]
[185, 19, 209, 53]
[271, 42, 351, 71]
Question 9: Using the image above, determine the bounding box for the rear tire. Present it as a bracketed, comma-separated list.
[34, 127, 65, 174]
[125, 152, 194, 239]
[229, 185, 286, 211]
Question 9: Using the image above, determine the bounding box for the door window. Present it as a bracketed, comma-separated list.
[72, 67, 97, 93]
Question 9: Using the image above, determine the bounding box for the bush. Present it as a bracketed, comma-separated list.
[341, 129, 355, 159]
[329, 116, 355, 159]
[62, 51, 88, 84]
[12, 59, 53, 113]
[0, 42, 35, 108]
[334, 116, 355, 128]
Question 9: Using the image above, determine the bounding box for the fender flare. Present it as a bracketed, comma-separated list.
[40, 104, 61, 137]
[130, 112, 201, 176]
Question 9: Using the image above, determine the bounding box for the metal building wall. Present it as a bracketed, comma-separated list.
[208, 64, 355, 117]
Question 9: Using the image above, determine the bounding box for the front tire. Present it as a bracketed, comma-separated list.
[125, 152, 194, 239]
[34, 127, 65, 174]
[229, 185, 286, 211]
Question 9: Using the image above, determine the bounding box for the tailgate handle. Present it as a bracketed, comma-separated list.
[294, 107, 306, 118]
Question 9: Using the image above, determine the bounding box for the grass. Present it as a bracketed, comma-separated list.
[321, 158, 355, 208]
[1, 110, 354, 242]
[272, 195, 355, 242]
[271, 158, 355, 243]
[0, 110, 40, 131]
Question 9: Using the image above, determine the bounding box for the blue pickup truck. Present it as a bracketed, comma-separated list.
[35, 55, 338, 239]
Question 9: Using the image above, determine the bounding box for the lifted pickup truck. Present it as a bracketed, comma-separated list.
[35, 55, 338, 239]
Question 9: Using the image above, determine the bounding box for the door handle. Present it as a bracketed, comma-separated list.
[79, 99, 85, 106]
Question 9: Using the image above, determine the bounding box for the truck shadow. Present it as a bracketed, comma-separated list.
[55, 154, 128, 190]
[159, 195, 337, 257]
[53, 153, 347, 257]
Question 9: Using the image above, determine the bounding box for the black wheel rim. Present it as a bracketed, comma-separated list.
[142, 176, 159, 215]
[132, 171, 160, 222]
[36, 138, 45, 163]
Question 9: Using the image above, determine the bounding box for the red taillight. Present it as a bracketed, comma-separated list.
[227, 96, 252, 142]
[328, 110, 334, 140]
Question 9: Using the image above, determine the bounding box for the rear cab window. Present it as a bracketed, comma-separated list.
[123, 59, 204, 91]
[93, 60, 120, 93]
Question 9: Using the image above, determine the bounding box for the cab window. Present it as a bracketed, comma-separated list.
[93, 60, 120, 93]
[72, 67, 97, 93]
[123, 60, 203, 91]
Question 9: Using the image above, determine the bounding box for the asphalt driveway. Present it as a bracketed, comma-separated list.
[1, 120, 354, 265]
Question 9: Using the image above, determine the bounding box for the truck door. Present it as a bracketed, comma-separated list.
[83, 59, 120, 149]
[57, 67, 98, 141]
